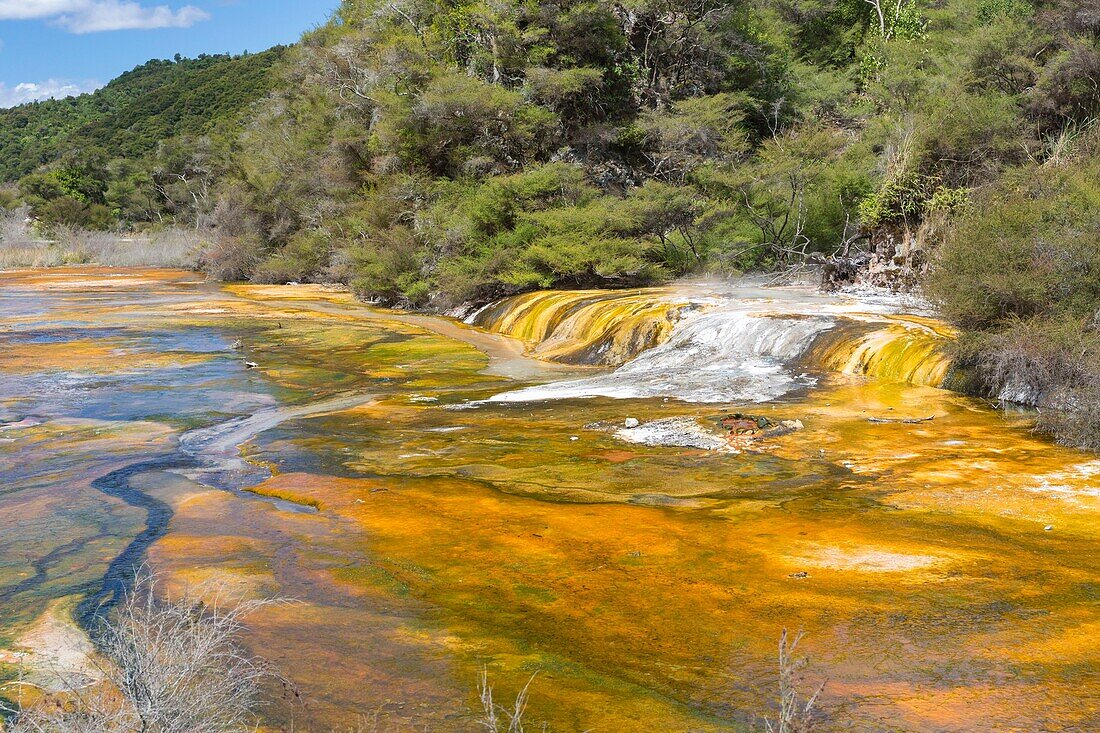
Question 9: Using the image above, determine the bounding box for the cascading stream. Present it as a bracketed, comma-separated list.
[477, 283, 956, 404]
[468, 289, 685, 366]
[489, 310, 835, 403]
[808, 316, 956, 389]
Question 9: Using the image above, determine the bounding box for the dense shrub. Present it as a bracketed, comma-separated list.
[37, 199, 115, 231]
[1026, 41, 1100, 130]
[252, 230, 334, 284]
[198, 235, 264, 282]
[197, 0, 813, 301]
[930, 164, 1100, 329]
[928, 130, 1100, 447]
[346, 226, 425, 305]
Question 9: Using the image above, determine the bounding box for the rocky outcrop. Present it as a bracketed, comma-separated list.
[822, 224, 934, 292]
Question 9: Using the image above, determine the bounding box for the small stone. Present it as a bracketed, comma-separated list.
[570, 436, 579, 441]
[1044, 525, 1054, 531]
[624, 418, 640, 428]
[721, 415, 760, 435]
[789, 571, 809, 579]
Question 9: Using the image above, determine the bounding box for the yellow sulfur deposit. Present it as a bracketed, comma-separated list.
[470, 288, 685, 365]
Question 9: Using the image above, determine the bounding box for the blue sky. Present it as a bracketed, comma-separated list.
[0, 1, 339, 107]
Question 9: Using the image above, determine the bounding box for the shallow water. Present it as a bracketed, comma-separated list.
[0, 269, 1097, 732]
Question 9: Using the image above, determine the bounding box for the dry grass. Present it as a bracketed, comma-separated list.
[0, 211, 204, 270]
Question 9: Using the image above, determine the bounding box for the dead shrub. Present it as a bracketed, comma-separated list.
[758, 629, 826, 733]
[199, 235, 265, 282]
[477, 669, 536, 733]
[968, 316, 1100, 449]
[3, 571, 283, 733]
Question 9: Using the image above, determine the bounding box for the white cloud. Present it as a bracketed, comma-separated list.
[0, 1, 79, 20]
[0, 79, 101, 108]
[0, 1, 210, 33]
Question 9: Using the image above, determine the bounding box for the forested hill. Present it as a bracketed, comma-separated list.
[0, 48, 288, 182]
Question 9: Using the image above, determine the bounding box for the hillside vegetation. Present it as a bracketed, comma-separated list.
[927, 129, 1100, 449]
[201, 0, 1099, 308]
[1, 0, 1099, 446]
[0, 49, 287, 227]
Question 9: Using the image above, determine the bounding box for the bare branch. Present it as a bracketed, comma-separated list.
[4, 570, 291, 733]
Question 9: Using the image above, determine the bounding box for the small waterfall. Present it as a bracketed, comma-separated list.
[480, 283, 957, 405]
[488, 310, 836, 403]
[806, 316, 955, 388]
[468, 290, 684, 366]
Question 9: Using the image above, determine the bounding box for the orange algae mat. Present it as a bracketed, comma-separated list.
[1, 268, 1098, 732]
